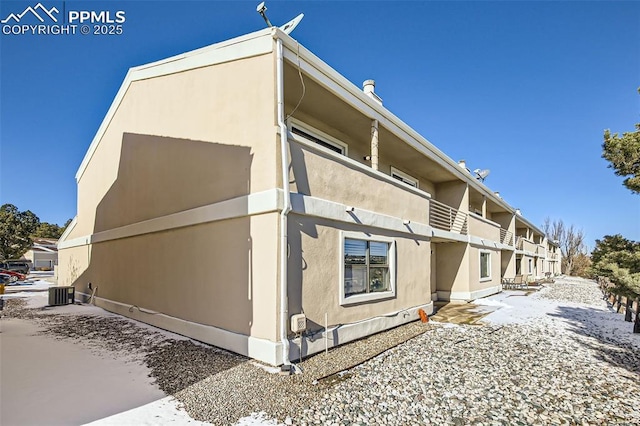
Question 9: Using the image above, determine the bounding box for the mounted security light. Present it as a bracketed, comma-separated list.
[256, 2, 304, 35]
[256, 2, 272, 27]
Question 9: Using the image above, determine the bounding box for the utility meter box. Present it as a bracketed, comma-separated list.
[290, 313, 307, 333]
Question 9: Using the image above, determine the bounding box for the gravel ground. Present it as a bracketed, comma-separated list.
[4, 276, 639, 425]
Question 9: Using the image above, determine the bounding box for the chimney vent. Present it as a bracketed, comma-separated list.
[362, 79, 383, 105]
[458, 160, 470, 173]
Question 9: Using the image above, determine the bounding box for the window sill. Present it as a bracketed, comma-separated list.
[340, 290, 395, 306]
[479, 277, 492, 283]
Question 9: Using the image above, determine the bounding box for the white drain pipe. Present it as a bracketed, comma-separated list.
[275, 33, 291, 367]
[370, 119, 379, 171]
[363, 80, 379, 171]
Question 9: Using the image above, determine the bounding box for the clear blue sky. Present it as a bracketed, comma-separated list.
[1, 1, 639, 249]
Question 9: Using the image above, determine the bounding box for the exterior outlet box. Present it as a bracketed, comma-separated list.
[290, 313, 307, 333]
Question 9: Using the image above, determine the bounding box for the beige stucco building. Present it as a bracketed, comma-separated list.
[58, 27, 561, 366]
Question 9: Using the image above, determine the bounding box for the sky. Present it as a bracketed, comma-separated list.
[0, 0, 638, 249]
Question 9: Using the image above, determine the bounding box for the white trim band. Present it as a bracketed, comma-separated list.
[75, 291, 282, 366]
[437, 285, 502, 302]
[59, 189, 281, 249]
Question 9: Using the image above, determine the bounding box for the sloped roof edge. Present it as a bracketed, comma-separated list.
[75, 28, 274, 182]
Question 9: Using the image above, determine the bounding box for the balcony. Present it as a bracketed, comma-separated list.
[429, 199, 468, 235]
[500, 228, 514, 246]
[515, 237, 537, 253]
[468, 213, 501, 241]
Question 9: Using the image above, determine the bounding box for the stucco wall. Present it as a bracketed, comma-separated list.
[57, 244, 91, 287]
[491, 212, 515, 233]
[434, 181, 468, 211]
[67, 53, 276, 240]
[468, 214, 501, 241]
[288, 141, 431, 225]
[58, 51, 281, 343]
[501, 250, 516, 278]
[435, 242, 469, 295]
[287, 215, 431, 334]
[522, 239, 537, 253]
[469, 246, 501, 291]
[64, 214, 279, 340]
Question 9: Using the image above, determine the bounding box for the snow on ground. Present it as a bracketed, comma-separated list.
[3, 278, 56, 296]
[2, 275, 638, 425]
[1, 277, 210, 426]
[84, 396, 210, 425]
[480, 278, 640, 351]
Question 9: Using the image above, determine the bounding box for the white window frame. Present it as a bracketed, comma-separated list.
[390, 167, 419, 189]
[287, 118, 348, 156]
[479, 250, 491, 282]
[339, 231, 396, 305]
[528, 258, 533, 274]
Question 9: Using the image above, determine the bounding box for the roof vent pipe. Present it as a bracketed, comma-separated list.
[363, 79, 383, 105]
[363, 79, 375, 95]
[458, 160, 471, 174]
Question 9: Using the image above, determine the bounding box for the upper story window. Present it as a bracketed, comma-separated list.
[390, 167, 419, 188]
[288, 119, 348, 156]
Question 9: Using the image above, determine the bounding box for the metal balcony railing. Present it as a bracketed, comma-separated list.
[500, 228, 514, 245]
[429, 199, 468, 234]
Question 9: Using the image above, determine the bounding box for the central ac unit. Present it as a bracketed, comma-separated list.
[48, 286, 75, 306]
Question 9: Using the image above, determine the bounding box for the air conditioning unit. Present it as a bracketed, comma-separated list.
[48, 286, 75, 306]
[290, 313, 307, 333]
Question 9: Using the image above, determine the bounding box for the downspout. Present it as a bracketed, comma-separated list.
[275, 33, 291, 367]
[363, 80, 380, 171]
[370, 119, 379, 171]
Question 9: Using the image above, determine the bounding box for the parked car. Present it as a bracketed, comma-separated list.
[0, 261, 30, 275]
[0, 269, 26, 282]
[0, 273, 12, 285]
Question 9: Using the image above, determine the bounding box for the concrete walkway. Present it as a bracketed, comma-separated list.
[0, 316, 166, 426]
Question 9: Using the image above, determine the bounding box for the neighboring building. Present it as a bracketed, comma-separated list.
[23, 238, 58, 270]
[58, 27, 559, 366]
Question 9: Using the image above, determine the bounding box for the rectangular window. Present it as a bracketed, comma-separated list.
[289, 120, 348, 155]
[528, 259, 533, 273]
[341, 233, 395, 304]
[390, 167, 419, 188]
[480, 251, 491, 280]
